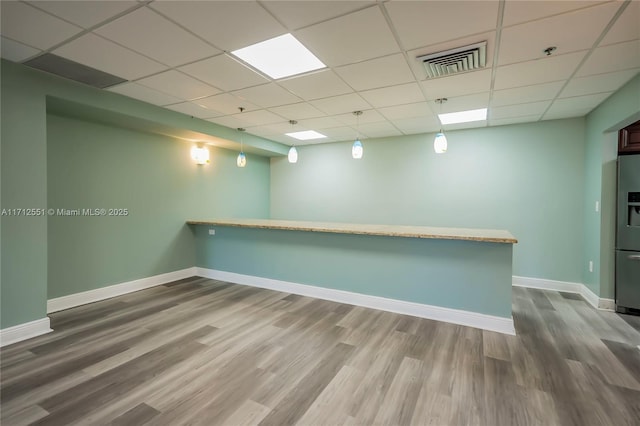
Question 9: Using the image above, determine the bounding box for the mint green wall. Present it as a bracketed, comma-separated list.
[271, 119, 586, 283]
[1, 60, 274, 329]
[193, 225, 514, 318]
[47, 114, 269, 299]
[583, 73, 640, 298]
[1, 62, 49, 329]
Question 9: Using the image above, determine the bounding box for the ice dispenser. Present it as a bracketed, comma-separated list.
[628, 192, 640, 227]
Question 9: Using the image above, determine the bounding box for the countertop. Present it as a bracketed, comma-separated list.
[187, 218, 517, 244]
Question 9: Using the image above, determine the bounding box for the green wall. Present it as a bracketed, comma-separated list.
[0, 60, 275, 329]
[47, 114, 269, 298]
[583, 73, 640, 298]
[271, 119, 586, 283]
[193, 225, 514, 318]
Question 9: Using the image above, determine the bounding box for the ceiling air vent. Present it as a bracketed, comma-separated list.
[24, 53, 127, 89]
[416, 41, 487, 78]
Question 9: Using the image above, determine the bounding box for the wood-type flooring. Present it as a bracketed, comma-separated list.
[1, 277, 639, 425]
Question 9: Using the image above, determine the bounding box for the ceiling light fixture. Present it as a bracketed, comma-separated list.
[288, 120, 298, 164]
[236, 127, 247, 168]
[434, 98, 448, 154]
[438, 108, 487, 125]
[352, 111, 363, 159]
[285, 130, 327, 141]
[230, 33, 326, 79]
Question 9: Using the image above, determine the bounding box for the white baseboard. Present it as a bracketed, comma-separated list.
[47, 267, 198, 313]
[197, 267, 516, 335]
[0, 317, 52, 348]
[512, 275, 615, 311]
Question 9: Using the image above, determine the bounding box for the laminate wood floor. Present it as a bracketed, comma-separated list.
[2, 277, 640, 426]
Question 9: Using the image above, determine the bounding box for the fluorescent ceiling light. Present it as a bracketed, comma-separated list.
[231, 33, 325, 79]
[438, 108, 487, 125]
[285, 130, 327, 140]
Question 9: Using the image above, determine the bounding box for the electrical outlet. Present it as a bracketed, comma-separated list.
[595, 201, 600, 212]
[208, 229, 215, 235]
[589, 260, 593, 273]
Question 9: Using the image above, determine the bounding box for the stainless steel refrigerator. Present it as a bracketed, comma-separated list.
[616, 154, 640, 314]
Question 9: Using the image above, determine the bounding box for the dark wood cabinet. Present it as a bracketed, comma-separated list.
[619, 120, 640, 154]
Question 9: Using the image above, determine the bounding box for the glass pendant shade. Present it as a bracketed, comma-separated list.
[237, 152, 247, 167]
[352, 139, 363, 159]
[288, 146, 298, 163]
[434, 132, 448, 154]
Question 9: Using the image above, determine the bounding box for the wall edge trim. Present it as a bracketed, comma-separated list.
[47, 267, 198, 313]
[0, 317, 52, 348]
[197, 267, 516, 335]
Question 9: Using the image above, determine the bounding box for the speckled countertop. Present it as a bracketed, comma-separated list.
[187, 219, 517, 244]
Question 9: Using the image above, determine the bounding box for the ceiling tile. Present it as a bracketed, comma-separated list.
[490, 101, 551, 119]
[491, 81, 565, 107]
[207, 115, 250, 131]
[165, 102, 220, 119]
[53, 33, 167, 80]
[378, 102, 433, 121]
[357, 121, 402, 138]
[107, 82, 183, 106]
[385, 1, 499, 50]
[543, 108, 594, 120]
[263, 1, 374, 30]
[95, 7, 219, 66]
[231, 110, 284, 127]
[309, 93, 371, 115]
[548, 92, 612, 113]
[279, 70, 353, 101]
[429, 92, 489, 113]
[294, 6, 400, 67]
[150, 1, 285, 51]
[498, 3, 619, 65]
[28, 0, 138, 29]
[360, 83, 425, 108]
[576, 40, 640, 77]
[269, 103, 324, 120]
[1, 37, 40, 62]
[503, 1, 611, 26]
[332, 110, 387, 126]
[489, 114, 541, 127]
[316, 126, 358, 141]
[136, 70, 220, 101]
[178, 54, 268, 92]
[1, 1, 82, 50]
[334, 53, 414, 91]
[494, 51, 586, 90]
[600, 1, 640, 46]
[561, 69, 639, 97]
[391, 116, 441, 135]
[233, 83, 302, 108]
[445, 121, 488, 131]
[420, 69, 492, 101]
[296, 116, 344, 130]
[196, 93, 259, 115]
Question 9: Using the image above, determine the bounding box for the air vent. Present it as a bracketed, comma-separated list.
[24, 53, 127, 89]
[416, 41, 487, 78]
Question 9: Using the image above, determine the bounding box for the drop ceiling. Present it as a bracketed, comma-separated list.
[1, 0, 639, 146]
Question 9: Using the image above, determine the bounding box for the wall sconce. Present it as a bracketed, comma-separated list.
[191, 146, 210, 165]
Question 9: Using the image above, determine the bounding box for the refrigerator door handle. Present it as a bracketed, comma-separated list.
[628, 255, 640, 260]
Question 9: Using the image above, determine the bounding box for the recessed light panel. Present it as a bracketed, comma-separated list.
[438, 108, 487, 125]
[285, 130, 327, 140]
[231, 33, 326, 79]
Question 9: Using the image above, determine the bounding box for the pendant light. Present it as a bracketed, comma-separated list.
[237, 127, 247, 168]
[236, 107, 247, 168]
[352, 110, 363, 159]
[287, 120, 298, 163]
[434, 98, 448, 154]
